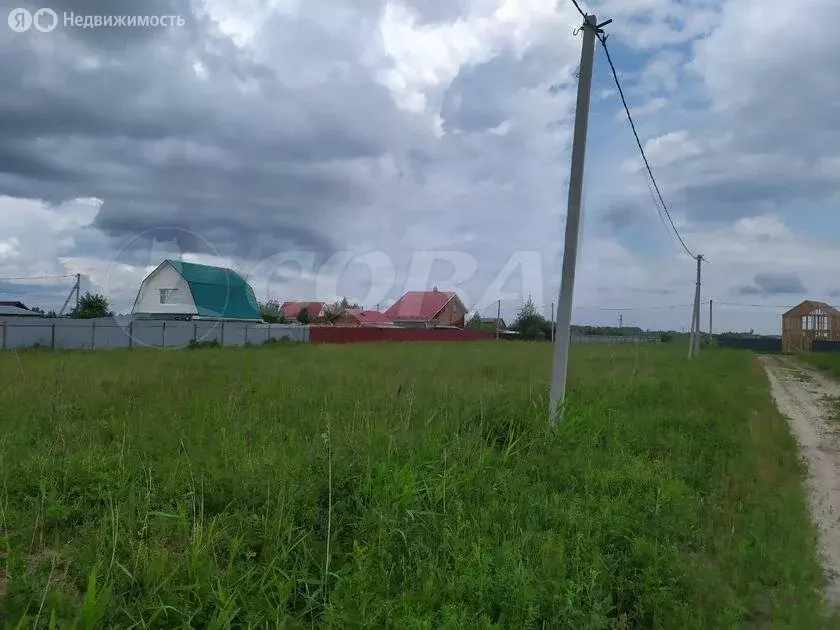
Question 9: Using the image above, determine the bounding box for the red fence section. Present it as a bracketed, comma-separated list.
[310, 326, 495, 344]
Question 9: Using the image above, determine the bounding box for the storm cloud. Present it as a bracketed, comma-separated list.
[1, 0, 840, 333]
[738, 272, 807, 296]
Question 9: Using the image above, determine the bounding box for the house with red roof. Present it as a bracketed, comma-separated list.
[384, 288, 468, 329]
[330, 308, 395, 328]
[280, 301, 327, 320]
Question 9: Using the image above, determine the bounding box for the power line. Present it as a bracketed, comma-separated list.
[715, 301, 797, 309]
[574, 304, 693, 311]
[592, 25, 696, 259]
[0, 274, 75, 281]
[569, 0, 587, 18]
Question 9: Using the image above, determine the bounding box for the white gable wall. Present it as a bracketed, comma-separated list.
[133, 263, 198, 315]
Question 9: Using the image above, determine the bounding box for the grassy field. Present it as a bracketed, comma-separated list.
[0, 342, 829, 627]
[799, 351, 840, 378]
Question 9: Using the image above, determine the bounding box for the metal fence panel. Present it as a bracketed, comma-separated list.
[250, 325, 271, 345]
[4, 322, 52, 348]
[715, 336, 782, 351]
[93, 323, 132, 349]
[195, 322, 222, 345]
[55, 322, 95, 349]
[131, 322, 166, 348]
[812, 340, 840, 352]
[0, 319, 365, 350]
[162, 322, 195, 348]
[221, 324, 246, 347]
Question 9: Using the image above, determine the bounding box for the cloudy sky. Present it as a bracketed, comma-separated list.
[1, 0, 838, 333]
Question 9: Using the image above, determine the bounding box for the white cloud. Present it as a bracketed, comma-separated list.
[372, 0, 578, 119]
[643, 131, 702, 166]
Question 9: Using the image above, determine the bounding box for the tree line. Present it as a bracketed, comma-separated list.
[466, 297, 657, 341]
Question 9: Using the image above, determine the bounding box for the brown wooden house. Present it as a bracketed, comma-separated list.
[781, 300, 840, 351]
[329, 309, 394, 327]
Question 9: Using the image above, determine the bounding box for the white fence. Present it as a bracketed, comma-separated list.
[0, 317, 309, 350]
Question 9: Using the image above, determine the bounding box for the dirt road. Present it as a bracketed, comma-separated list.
[760, 355, 840, 605]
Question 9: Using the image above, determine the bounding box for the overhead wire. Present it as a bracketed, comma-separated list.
[568, 0, 697, 260]
[597, 35, 695, 259]
[0, 274, 75, 281]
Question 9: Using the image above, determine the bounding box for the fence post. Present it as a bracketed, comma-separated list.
[244, 324, 249, 346]
[193, 321, 198, 343]
[51, 323, 56, 350]
[128, 321, 134, 349]
[91, 320, 96, 349]
[162, 321, 166, 347]
[1, 322, 5, 350]
[221, 321, 225, 346]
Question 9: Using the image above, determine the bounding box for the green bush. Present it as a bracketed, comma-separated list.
[187, 339, 221, 349]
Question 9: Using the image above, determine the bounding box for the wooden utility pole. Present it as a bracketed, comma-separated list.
[550, 13, 600, 423]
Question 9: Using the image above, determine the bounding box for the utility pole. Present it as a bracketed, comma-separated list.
[551, 302, 555, 342]
[59, 273, 81, 317]
[709, 299, 713, 343]
[496, 299, 501, 340]
[688, 255, 703, 358]
[688, 297, 697, 359]
[550, 13, 600, 423]
[619, 313, 623, 329]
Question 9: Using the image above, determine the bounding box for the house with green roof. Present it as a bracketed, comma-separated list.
[131, 259, 262, 321]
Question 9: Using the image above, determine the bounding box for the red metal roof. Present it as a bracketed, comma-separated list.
[346, 309, 393, 326]
[280, 301, 324, 318]
[384, 290, 458, 321]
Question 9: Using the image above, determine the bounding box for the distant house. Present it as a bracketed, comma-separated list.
[0, 301, 43, 317]
[330, 309, 394, 328]
[132, 259, 262, 321]
[481, 317, 506, 329]
[280, 301, 327, 320]
[384, 288, 468, 328]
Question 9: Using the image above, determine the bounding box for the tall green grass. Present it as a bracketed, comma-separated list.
[798, 351, 840, 378]
[0, 343, 828, 627]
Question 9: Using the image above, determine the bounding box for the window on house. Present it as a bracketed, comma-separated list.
[159, 288, 177, 304]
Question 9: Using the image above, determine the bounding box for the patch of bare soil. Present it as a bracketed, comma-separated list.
[760, 355, 840, 606]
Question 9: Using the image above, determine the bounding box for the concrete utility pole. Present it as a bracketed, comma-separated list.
[688, 255, 703, 358]
[619, 313, 623, 329]
[550, 13, 599, 423]
[551, 302, 555, 342]
[709, 299, 713, 343]
[688, 296, 697, 359]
